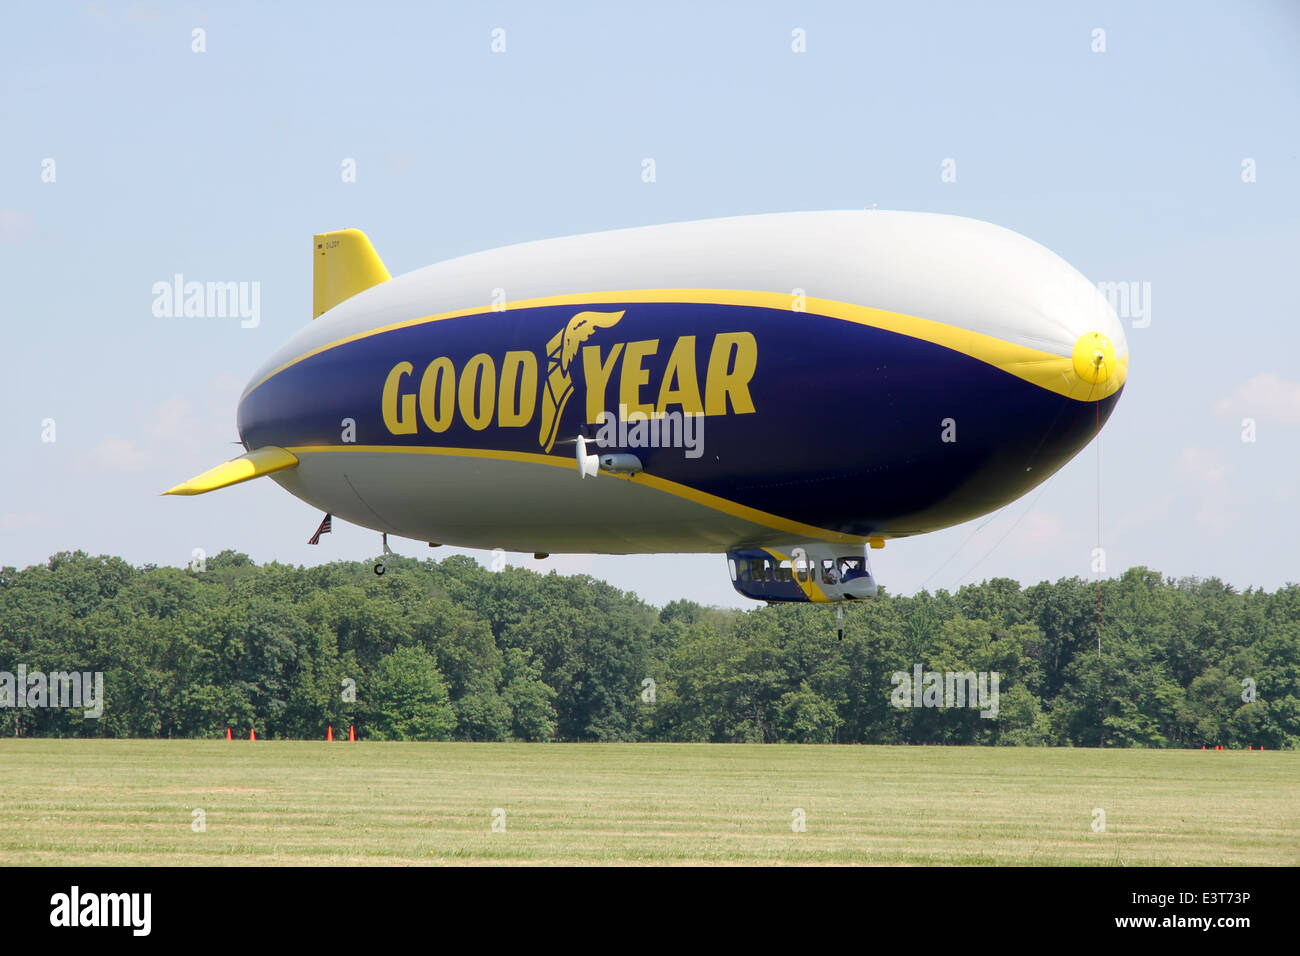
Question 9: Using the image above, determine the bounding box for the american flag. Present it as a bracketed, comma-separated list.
[308, 513, 332, 545]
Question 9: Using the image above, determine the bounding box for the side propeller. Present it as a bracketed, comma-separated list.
[575, 435, 599, 479]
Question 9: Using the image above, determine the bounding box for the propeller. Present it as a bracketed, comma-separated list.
[574, 435, 599, 479]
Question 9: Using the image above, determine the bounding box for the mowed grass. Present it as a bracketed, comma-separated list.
[0, 741, 1296, 865]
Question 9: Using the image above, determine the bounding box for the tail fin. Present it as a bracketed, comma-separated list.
[312, 229, 391, 319]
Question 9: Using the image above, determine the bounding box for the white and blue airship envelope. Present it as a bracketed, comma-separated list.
[166, 211, 1127, 603]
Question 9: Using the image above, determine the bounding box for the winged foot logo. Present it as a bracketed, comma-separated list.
[539, 310, 626, 452]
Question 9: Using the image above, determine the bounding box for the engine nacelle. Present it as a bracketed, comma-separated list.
[726, 543, 878, 603]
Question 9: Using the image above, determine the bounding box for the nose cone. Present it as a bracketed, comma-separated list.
[825, 212, 1129, 535]
[1073, 330, 1118, 385]
[1026, 246, 1129, 399]
[840, 211, 1129, 398]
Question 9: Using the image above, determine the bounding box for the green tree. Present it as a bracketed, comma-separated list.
[366, 645, 456, 741]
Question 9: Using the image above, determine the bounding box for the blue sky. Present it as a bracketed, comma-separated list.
[2, 1, 1298, 608]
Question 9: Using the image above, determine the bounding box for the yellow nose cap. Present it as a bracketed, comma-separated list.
[1072, 331, 1117, 385]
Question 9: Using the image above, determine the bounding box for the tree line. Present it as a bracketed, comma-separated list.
[0, 550, 1295, 747]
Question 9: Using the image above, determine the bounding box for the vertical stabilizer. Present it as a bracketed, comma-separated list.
[312, 228, 390, 319]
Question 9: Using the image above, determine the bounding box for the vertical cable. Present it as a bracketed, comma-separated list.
[1096, 399, 1102, 658]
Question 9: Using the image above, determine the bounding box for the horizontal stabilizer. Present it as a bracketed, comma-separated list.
[162, 446, 299, 496]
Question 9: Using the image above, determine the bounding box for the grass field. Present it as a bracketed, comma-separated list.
[1, 740, 1296, 865]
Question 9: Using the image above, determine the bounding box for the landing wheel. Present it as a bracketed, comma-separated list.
[375, 532, 393, 576]
[836, 604, 844, 641]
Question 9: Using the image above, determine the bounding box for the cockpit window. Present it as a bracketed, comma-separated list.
[838, 557, 867, 581]
[821, 559, 838, 584]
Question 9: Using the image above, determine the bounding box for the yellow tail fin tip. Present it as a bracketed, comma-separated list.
[313, 228, 390, 319]
[163, 446, 299, 496]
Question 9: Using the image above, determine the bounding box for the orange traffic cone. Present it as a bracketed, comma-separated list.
[348, 724, 356, 742]
[249, 728, 256, 741]
[327, 725, 334, 742]
[226, 728, 232, 740]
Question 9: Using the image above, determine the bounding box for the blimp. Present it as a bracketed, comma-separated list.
[165, 211, 1127, 609]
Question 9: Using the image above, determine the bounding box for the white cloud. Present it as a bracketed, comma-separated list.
[1000, 510, 1068, 561]
[84, 3, 161, 24]
[1175, 445, 1231, 486]
[0, 512, 53, 533]
[1019, 510, 1064, 546]
[1213, 373, 1300, 426]
[386, 152, 415, 178]
[143, 397, 198, 447]
[1175, 446, 1233, 531]
[209, 374, 244, 398]
[125, 3, 160, 23]
[90, 438, 150, 471]
[143, 380, 243, 453]
[1103, 492, 1174, 540]
[0, 210, 36, 244]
